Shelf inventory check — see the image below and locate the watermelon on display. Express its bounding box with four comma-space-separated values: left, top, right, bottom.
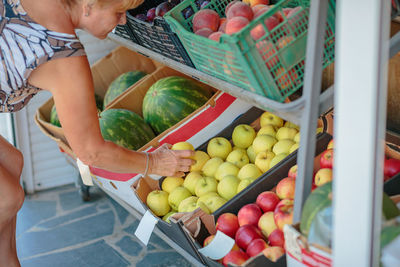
142, 76, 212, 134
99, 109, 155, 150
103, 71, 147, 108
50, 104, 61, 127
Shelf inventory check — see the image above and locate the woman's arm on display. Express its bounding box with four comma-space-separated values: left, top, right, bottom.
29, 55, 193, 177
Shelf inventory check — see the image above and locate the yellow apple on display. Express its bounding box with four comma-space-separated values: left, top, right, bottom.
237, 163, 262, 180
247, 145, 256, 163
197, 192, 220, 205
217, 175, 240, 200
233, 146, 245, 151
269, 153, 289, 169
171, 141, 194, 151
190, 151, 210, 172
226, 149, 249, 169
257, 125, 277, 138
275, 127, 298, 141
168, 186, 192, 211
258, 211, 278, 237
161, 176, 184, 194
207, 137, 232, 160
260, 111, 284, 128
284, 121, 300, 130
215, 162, 239, 181
162, 211, 177, 223
146, 190, 171, 217
202, 157, 224, 177
252, 135, 278, 155
327, 139, 334, 150
294, 132, 301, 143
232, 124, 256, 149
203, 196, 227, 213
195, 176, 218, 197
237, 178, 256, 193
272, 139, 295, 155
183, 171, 203, 194
314, 168, 333, 187
255, 151, 276, 172
289, 143, 299, 154
316, 127, 323, 134
178, 196, 199, 212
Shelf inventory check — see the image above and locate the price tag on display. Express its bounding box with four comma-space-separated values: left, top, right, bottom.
198, 230, 235, 260
76, 158, 94, 186
135, 210, 158, 245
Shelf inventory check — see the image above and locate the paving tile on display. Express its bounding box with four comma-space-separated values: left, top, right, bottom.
109, 198, 130, 225
123, 220, 140, 235
115, 236, 143, 256
136, 251, 194, 267
149, 233, 173, 250
17, 211, 115, 259
36, 206, 98, 229
59, 190, 88, 211
20, 240, 129, 267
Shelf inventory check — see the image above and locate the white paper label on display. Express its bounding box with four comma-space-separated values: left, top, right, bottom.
135, 210, 158, 245
198, 230, 235, 260
284, 224, 303, 262
76, 158, 94, 186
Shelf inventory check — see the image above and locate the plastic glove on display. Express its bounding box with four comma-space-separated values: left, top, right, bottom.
148, 143, 195, 177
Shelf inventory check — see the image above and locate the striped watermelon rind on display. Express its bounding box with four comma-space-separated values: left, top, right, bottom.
99, 109, 155, 150
50, 104, 61, 127
103, 71, 147, 109
142, 76, 212, 134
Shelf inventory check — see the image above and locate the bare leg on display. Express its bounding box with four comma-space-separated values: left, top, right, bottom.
0, 136, 24, 267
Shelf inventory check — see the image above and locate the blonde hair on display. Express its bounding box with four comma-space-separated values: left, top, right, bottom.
61, 0, 143, 11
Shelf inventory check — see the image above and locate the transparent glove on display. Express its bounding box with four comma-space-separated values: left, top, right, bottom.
148, 143, 195, 177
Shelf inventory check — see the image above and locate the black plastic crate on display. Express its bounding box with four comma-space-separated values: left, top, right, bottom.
125, 0, 194, 67
113, 24, 137, 42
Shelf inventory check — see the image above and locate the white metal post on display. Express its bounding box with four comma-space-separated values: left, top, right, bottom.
333, 0, 390, 266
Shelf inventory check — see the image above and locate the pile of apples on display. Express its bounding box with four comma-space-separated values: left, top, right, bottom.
202, 172, 298, 266
145, 111, 305, 223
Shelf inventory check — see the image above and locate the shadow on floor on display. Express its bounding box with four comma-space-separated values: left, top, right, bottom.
16, 184, 194, 267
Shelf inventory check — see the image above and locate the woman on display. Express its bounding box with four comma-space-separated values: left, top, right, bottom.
0, 0, 194, 265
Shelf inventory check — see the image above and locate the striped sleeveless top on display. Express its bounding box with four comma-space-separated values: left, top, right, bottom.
0, 0, 86, 113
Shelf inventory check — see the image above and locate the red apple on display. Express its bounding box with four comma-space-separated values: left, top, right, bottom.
203, 234, 215, 247
246, 238, 269, 257
384, 158, 400, 178
235, 225, 264, 250
320, 149, 333, 169
263, 246, 285, 262
274, 199, 294, 230
146, 7, 156, 22
276, 177, 296, 199
288, 165, 297, 179
222, 250, 249, 267
155, 2, 172, 17
216, 213, 240, 238
238, 203, 263, 227
256, 191, 280, 213
314, 168, 333, 187
268, 229, 285, 247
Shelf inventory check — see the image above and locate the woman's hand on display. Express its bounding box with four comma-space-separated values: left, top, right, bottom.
148, 144, 195, 177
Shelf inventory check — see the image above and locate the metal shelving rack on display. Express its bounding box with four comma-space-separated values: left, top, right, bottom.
102, 0, 400, 265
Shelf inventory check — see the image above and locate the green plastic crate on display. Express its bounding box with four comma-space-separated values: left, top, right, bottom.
165, 0, 335, 102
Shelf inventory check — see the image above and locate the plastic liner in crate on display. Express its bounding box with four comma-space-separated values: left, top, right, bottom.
125, 0, 194, 67
113, 24, 137, 42
172, 133, 332, 267
165, 0, 335, 102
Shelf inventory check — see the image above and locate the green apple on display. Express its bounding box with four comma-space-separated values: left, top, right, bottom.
207, 137, 232, 160
195, 176, 218, 197
203, 196, 227, 213
275, 127, 298, 141
202, 157, 224, 177
162, 211, 177, 223
183, 171, 203, 194
316, 127, 323, 134
197, 192, 220, 206
252, 135, 278, 155
273, 139, 295, 155
146, 190, 171, 217
190, 151, 210, 172
232, 124, 256, 149
233, 146, 245, 151
215, 162, 239, 181
168, 186, 192, 211
284, 121, 300, 130
289, 143, 299, 154
269, 153, 289, 169
226, 149, 249, 168
171, 141, 194, 151
161, 176, 184, 194
237, 178, 255, 193
294, 132, 301, 143
217, 175, 240, 200
247, 145, 256, 163
237, 163, 262, 180
257, 125, 277, 138
260, 111, 284, 128
178, 196, 199, 212
255, 151, 276, 172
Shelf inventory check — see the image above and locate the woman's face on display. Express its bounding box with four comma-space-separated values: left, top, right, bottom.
82, 1, 127, 39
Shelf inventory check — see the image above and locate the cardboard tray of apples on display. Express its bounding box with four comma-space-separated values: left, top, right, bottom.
124, 0, 195, 67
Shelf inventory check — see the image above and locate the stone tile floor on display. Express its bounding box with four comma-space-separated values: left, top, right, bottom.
16, 184, 195, 267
